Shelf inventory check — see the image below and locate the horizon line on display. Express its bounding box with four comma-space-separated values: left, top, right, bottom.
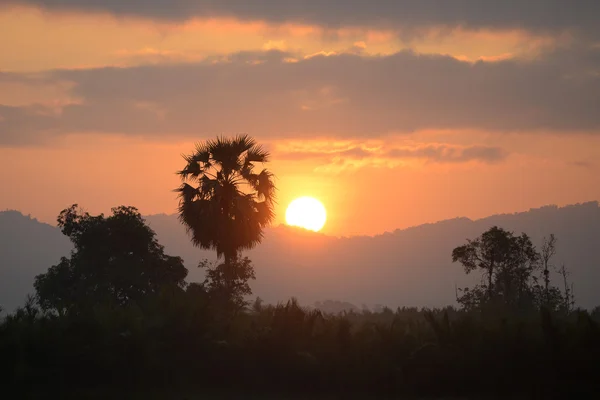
3, 199, 599, 240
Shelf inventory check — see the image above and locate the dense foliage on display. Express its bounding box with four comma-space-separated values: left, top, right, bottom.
2, 295, 600, 397
33, 205, 188, 315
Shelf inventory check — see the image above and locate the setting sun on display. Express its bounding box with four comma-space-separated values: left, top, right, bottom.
285, 196, 327, 232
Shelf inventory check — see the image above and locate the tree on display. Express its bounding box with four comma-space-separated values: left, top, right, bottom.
176, 135, 275, 303
452, 226, 540, 310
540, 234, 557, 304
34, 205, 188, 314
535, 234, 571, 311
557, 263, 575, 312
199, 257, 256, 312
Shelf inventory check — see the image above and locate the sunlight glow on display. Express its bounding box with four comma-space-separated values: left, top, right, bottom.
285, 196, 327, 232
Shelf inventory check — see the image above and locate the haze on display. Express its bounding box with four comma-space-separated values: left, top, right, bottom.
2, 201, 599, 313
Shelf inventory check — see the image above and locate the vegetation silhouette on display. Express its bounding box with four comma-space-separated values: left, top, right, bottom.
176, 135, 275, 313
0, 136, 599, 398
452, 226, 569, 312
34, 204, 188, 315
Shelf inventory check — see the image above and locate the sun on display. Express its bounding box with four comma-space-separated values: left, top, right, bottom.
285, 196, 327, 232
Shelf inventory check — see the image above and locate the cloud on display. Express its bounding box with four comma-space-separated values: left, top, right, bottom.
0, 105, 59, 145
386, 144, 507, 163
1, 45, 599, 146
277, 142, 507, 168
2, 1, 599, 40
113, 48, 203, 65
569, 160, 594, 169
276, 146, 372, 162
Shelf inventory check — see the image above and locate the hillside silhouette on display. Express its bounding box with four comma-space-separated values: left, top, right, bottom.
1, 201, 599, 312
0, 211, 71, 312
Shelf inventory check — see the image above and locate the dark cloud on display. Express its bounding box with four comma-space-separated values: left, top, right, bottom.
0, 105, 59, 146
1, 46, 599, 145
2, 0, 599, 39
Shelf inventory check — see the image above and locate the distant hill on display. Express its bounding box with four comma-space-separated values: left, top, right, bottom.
1, 202, 599, 312
0, 211, 72, 312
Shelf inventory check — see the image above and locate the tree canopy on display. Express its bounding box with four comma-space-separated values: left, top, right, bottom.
34, 205, 188, 314
452, 226, 546, 310
176, 134, 276, 261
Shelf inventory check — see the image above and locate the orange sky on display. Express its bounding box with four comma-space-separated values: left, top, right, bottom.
1, 4, 599, 236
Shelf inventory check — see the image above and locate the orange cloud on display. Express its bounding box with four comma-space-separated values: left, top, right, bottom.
0, 5, 567, 72
273, 139, 509, 174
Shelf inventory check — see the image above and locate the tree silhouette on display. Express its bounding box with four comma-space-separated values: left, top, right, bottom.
557, 263, 575, 312
176, 135, 275, 302
199, 256, 256, 312
540, 234, 556, 300
34, 205, 187, 314
452, 226, 540, 309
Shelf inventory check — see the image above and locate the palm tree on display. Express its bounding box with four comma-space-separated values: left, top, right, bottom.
176, 134, 276, 267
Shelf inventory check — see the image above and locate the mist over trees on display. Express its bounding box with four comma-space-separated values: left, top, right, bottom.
0, 136, 599, 397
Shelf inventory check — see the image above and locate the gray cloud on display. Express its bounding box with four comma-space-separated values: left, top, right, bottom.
1, 46, 599, 145
387, 144, 507, 164
2, 0, 599, 39
277, 147, 372, 162
0, 105, 59, 146
0, 71, 53, 85
278, 144, 507, 165
569, 160, 594, 169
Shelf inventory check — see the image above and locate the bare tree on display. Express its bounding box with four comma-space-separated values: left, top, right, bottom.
540, 234, 557, 305
557, 264, 575, 313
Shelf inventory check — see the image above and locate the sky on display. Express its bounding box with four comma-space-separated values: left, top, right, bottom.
1, 1, 599, 236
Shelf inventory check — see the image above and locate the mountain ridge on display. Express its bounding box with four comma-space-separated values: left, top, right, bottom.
1, 200, 599, 312
5, 199, 598, 238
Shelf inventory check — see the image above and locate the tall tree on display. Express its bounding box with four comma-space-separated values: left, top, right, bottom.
176, 135, 275, 301
452, 226, 540, 309
540, 234, 557, 306
557, 263, 575, 312
34, 205, 188, 314
199, 257, 256, 311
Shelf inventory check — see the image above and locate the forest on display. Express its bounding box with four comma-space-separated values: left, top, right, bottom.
1, 136, 599, 398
